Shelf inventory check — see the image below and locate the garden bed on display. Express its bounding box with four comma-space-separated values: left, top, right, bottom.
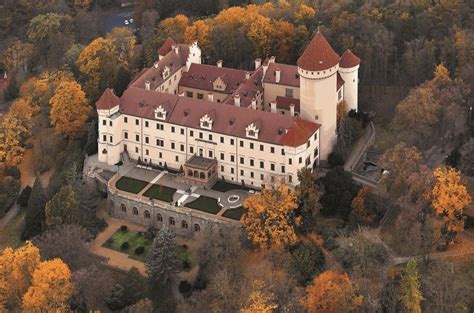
115, 177, 149, 194
186, 196, 221, 214
211, 180, 258, 193
143, 184, 177, 203
222, 206, 246, 221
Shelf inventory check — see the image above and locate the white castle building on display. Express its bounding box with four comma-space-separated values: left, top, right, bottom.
96, 32, 360, 188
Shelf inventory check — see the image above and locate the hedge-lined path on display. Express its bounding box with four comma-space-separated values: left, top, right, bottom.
89, 200, 147, 274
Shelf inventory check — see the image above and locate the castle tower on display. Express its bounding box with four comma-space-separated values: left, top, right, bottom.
338, 50, 361, 112
297, 32, 340, 161
96, 89, 122, 165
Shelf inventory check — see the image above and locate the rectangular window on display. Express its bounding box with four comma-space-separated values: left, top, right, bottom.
124, 132, 128, 139
199, 132, 203, 139
124, 117, 128, 123
240, 157, 244, 164
260, 174, 264, 180
190, 130, 194, 137
135, 147, 139, 153
197, 93, 204, 99
190, 146, 194, 153
250, 159, 254, 166
220, 137, 224, 143
136, 134, 140, 142
299, 157, 302, 164
102, 135, 106, 141
176, 155, 179, 162
260, 145, 264, 151
240, 141, 244, 147
231, 168, 234, 174
145, 137, 149, 144
209, 134, 213, 141
281, 149, 285, 155
250, 172, 254, 178
281, 165, 285, 173
260, 161, 264, 169
180, 128, 185, 135
171, 126, 175, 133
135, 119, 139, 125
109, 121, 112, 126
270, 147, 275, 153
145, 149, 149, 155
102, 120, 106, 126
186, 91, 193, 97
171, 142, 175, 149
271, 163, 275, 171
220, 153, 224, 160
314, 133, 317, 140
230, 155, 235, 162
208, 150, 213, 158
145, 121, 149, 127
285, 88, 293, 98
250, 142, 254, 149
230, 139, 234, 145
240, 169, 244, 176
221, 165, 224, 172
180, 144, 184, 152
289, 175, 292, 183
289, 158, 292, 165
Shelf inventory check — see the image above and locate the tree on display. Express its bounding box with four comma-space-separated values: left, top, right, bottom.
336, 100, 349, 127
17, 186, 32, 208
296, 168, 321, 231
431, 167, 471, 244
305, 270, 363, 313
45, 185, 81, 227
400, 259, 423, 313
146, 227, 178, 284
2, 77, 19, 101
289, 241, 325, 285
0, 242, 41, 310
320, 167, 360, 219
125, 298, 154, 313
157, 15, 189, 43
71, 265, 115, 312
240, 282, 278, 313
349, 187, 385, 228
0, 112, 30, 168
106, 27, 137, 66
1, 40, 33, 72
184, 20, 213, 55
22, 259, 73, 312
21, 177, 47, 240
83, 119, 98, 156
379, 142, 423, 198
113, 66, 132, 97
242, 183, 300, 249
76, 37, 119, 101
49, 80, 90, 138
34, 225, 91, 271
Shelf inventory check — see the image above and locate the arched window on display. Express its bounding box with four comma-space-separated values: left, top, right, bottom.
133, 207, 138, 215
120, 204, 126, 212
199, 172, 205, 179
194, 224, 200, 232
157, 214, 163, 222
193, 170, 199, 177
181, 221, 188, 229
169, 217, 175, 226
187, 169, 193, 176
144, 210, 150, 218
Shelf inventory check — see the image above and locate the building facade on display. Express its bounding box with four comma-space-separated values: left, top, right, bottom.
96, 32, 360, 187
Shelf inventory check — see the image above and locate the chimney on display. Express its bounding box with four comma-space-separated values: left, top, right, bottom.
217, 60, 223, 68
275, 68, 281, 83
145, 81, 150, 90
154, 62, 159, 68
251, 98, 257, 110
178, 92, 185, 97
290, 104, 295, 116
255, 58, 261, 69
246, 72, 250, 80
234, 94, 240, 107
269, 56, 276, 63
270, 101, 276, 113
208, 93, 214, 102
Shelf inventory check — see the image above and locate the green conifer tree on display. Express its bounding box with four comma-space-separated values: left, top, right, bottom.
21, 176, 47, 239
146, 227, 178, 284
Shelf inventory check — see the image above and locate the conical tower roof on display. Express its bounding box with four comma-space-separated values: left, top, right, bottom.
297, 32, 340, 71
340, 50, 361, 68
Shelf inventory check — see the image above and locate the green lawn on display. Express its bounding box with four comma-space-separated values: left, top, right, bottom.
211, 180, 257, 193
103, 228, 153, 262
222, 206, 247, 221
143, 184, 177, 203
115, 177, 149, 194
186, 196, 221, 214
103, 229, 192, 268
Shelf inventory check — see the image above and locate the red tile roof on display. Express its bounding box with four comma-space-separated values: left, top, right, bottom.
297, 32, 340, 71
337, 73, 345, 90
115, 88, 319, 147
131, 44, 189, 91
263, 63, 299, 87
281, 118, 320, 147
158, 38, 177, 56
339, 50, 361, 68
96, 88, 120, 110
276, 96, 300, 112
224, 67, 264, 107
179, 63, 248, 94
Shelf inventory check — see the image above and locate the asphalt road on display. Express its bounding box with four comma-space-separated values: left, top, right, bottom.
105, 10, 136, 33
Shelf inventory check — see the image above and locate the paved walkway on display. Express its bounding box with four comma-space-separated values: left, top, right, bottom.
89, 201, 147, 274
0, 203, 20, 230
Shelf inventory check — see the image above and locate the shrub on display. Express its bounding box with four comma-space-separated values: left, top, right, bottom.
328, 152, 344, 167
120, 242, 129, 251
4, 167, 21, 179
179, 280, 192, 297
120, 225, 128, 231
135, 246, 145, 255
446, 148, 461, 168
290, 242, 326, 285
17, 186, 32, 208
145, 226, 158, 239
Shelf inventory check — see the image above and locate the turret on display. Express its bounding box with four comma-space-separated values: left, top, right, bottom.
96, 89, 122, 165
338, 50, 360, 112
297, 32, 340, 161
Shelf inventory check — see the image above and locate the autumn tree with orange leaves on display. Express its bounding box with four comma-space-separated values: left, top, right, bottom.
431, 166, 471, 244
49, 80, 90, 138
242, 183, 300, 249
240, 281, 278, 313
305, 270, 363, 313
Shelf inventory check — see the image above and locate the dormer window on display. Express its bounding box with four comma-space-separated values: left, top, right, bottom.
162, 66, 170, 79
246, 123, 259, 139
200, 113, 213, 130
154, 105, 167, 120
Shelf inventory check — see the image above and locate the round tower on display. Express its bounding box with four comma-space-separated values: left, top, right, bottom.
338, 50, 361, 113
96, 89, 122, 165
297, 32, 340, 161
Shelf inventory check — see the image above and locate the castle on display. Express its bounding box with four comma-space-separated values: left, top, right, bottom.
96, 32, 360, 188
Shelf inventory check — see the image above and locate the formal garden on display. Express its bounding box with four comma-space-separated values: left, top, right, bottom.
186, 196, 221, 215
143, 184, 177, 203
103, 226, 192, 270
211, 180, 258, 193
222, 206, 246, 221
115, 177, 149, 194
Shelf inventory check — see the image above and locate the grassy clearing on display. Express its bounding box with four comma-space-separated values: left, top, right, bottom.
143, 184, 176, 203
186, 196, 221, 214
222, 206, 246, 221
0, 212, 24, 250
115, 177, 149, 194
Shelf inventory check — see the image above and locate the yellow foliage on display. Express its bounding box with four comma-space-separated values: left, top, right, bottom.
433, 63, 451, 83
0, 40, 33, 71
22, 259, 73, 312
242, 183, 300, 249
0, 111, 30, 168
431, 167, 471, 238
20, 71, 74, 108
0, 242, 41, 309
240, 281, 278, 313
159, 14, 189, 42
305, 270, 363, 313
106, 27, 136, 66
294, 4, 316, 24
184, 20, 212, 54
10, 97, 39, 128
337, 100, 348, 127
49, 80, 90, 138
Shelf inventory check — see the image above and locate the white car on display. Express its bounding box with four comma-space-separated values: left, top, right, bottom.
124, 20, 129, 25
